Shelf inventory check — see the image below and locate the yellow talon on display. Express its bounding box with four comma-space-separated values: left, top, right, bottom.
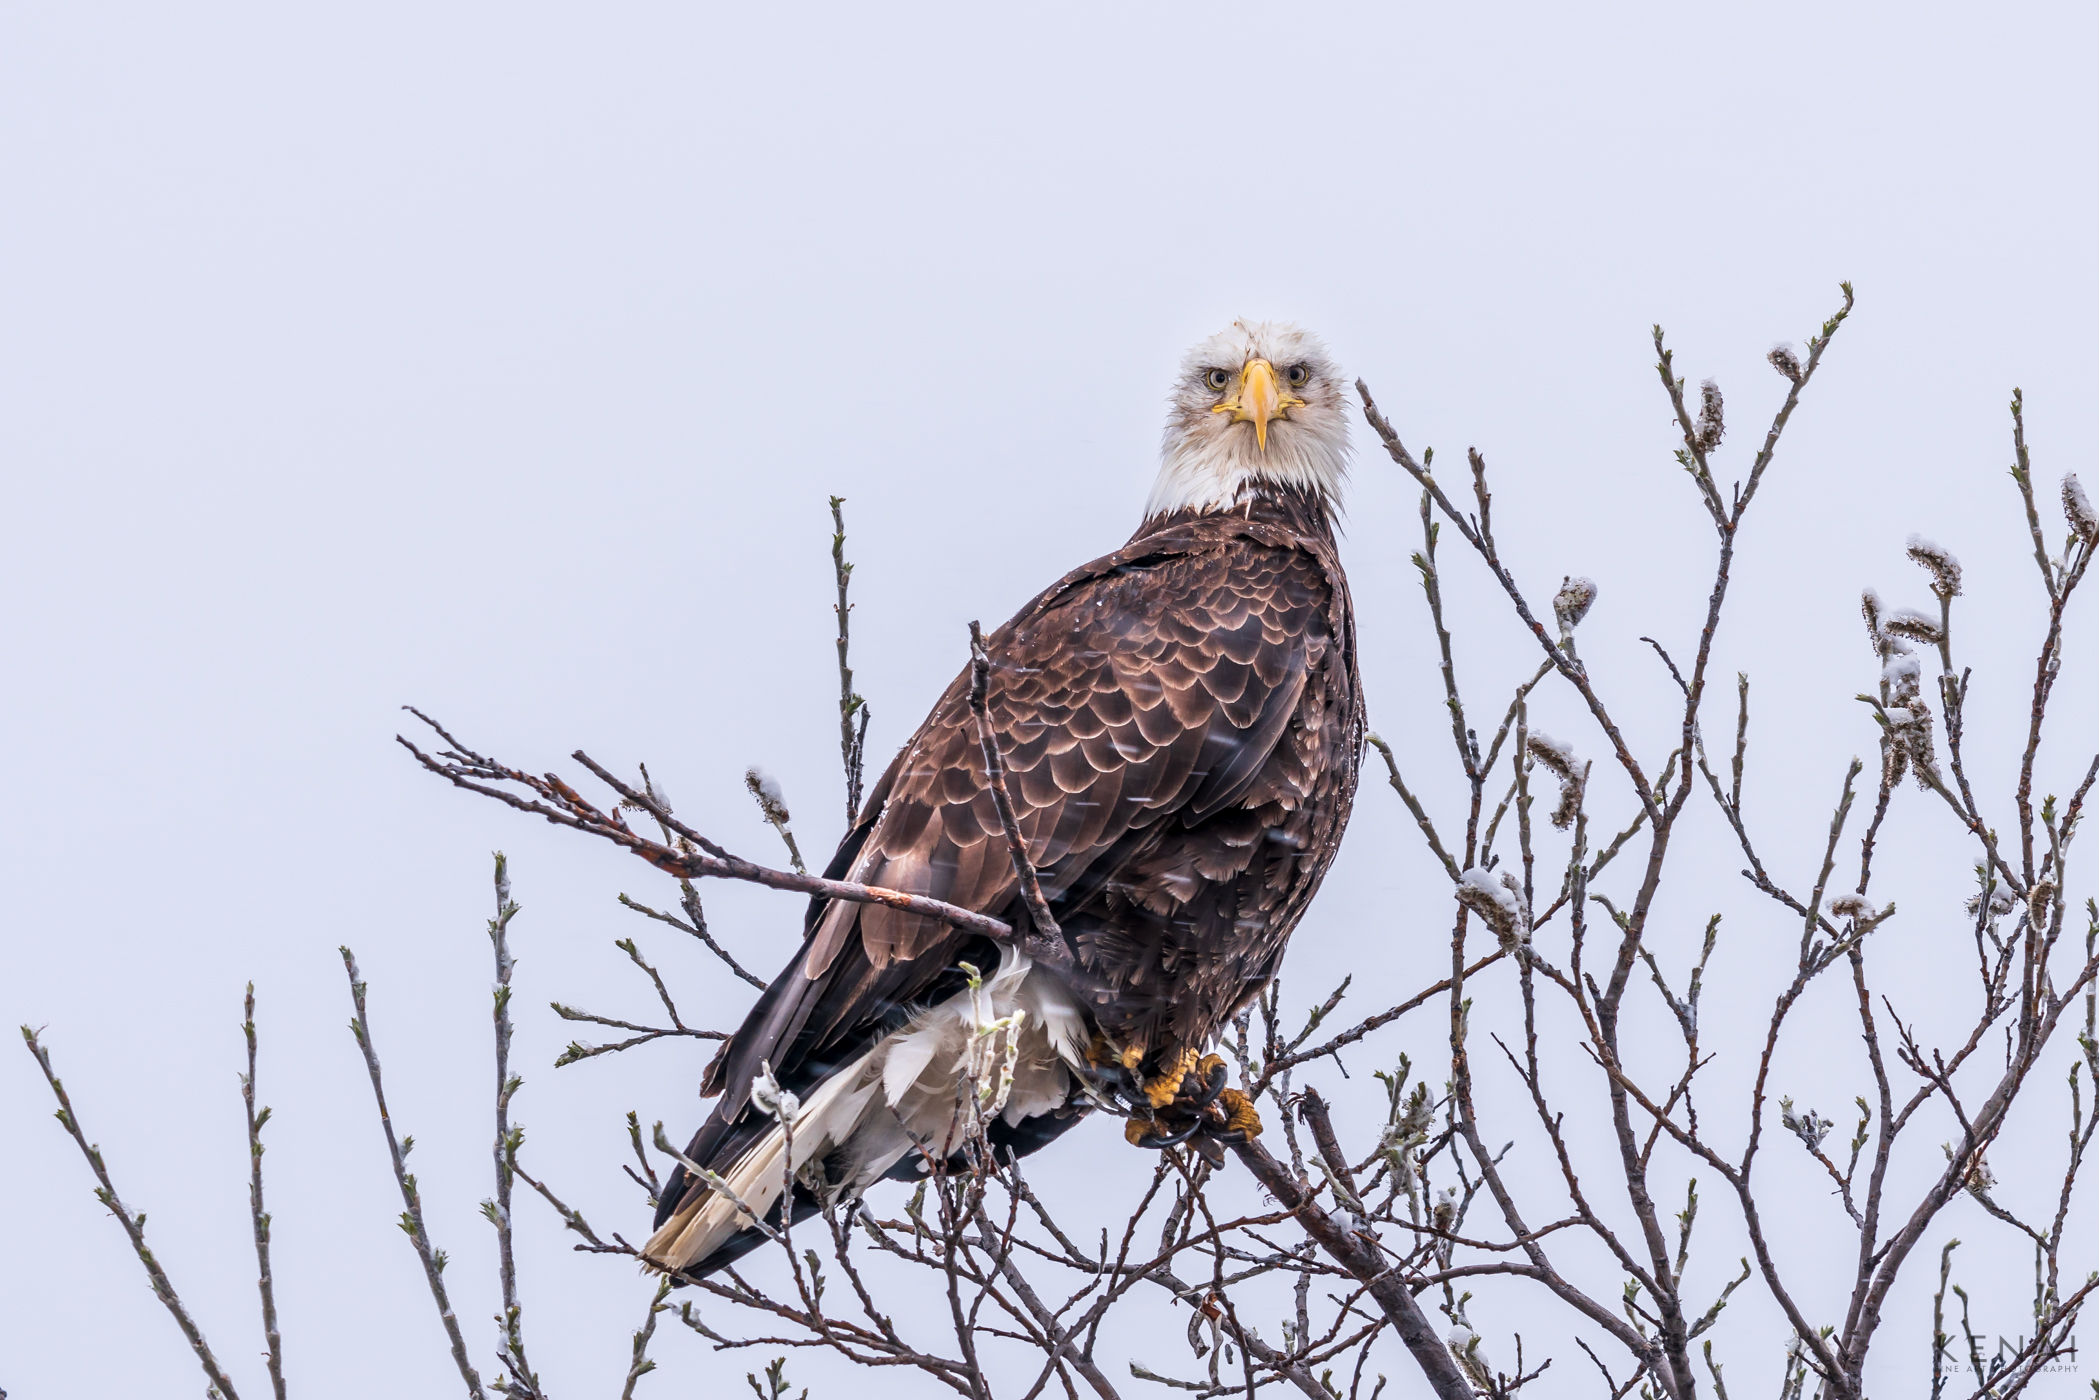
1219, 1088, 1262, 1138
1120, 1042, 1146, 1071
1142, 1046, 1203, 1108
1125, 1116, 1156, 1146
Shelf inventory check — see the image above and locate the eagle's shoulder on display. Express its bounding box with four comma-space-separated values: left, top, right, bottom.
1010, 499, 1348, 640
810, 506, 1348, 975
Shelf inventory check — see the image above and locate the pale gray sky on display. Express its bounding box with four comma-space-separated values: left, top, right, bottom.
5, 4, 2098, 1396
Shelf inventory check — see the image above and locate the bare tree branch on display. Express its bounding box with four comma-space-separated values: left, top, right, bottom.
341, 947, 488, 1399
21, 1026, 243, 1400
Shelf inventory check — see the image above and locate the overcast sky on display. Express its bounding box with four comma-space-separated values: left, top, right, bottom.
5, 5, 2098, 1397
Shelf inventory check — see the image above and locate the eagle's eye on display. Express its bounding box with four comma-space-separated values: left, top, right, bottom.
1205, 368, 1231, 392
1286, 363, 1310, 386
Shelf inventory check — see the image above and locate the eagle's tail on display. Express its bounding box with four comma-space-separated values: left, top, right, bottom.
642, 1051, 880, 1276
642, 946, 1092, 1279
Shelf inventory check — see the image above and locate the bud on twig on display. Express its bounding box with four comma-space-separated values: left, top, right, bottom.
1780, 1096, 1833, 1151
1883, 607, 1944, 646
1882, 653, 1923, 706
750, 1061, 800, 1124
1883, 697, 1941, 790
1943, 1141, 1995, 1198
1525, 731, 1589, 830
1860, 589, 1894, 661
1695, 379, 1725, 454
1767, 344, 1804, 384
1965, 889, 2016, 922
745, 766, 806, 874
1455, 867, 1529, 950
745, 768, 791, 828
2065, 472, 2099, 542
1905, 534, 1963, 600
1827, 893, 1895, 935
1553, 575, 1598, 633
2028, 880, 2057, 933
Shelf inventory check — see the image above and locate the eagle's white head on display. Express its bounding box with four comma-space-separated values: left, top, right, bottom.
1145, 320, 1352, 520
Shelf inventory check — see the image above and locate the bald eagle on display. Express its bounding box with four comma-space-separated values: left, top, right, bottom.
645, 322, 1363, 1278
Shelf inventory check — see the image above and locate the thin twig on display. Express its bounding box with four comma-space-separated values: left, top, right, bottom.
1229, 1134, 1471, 1400
242, 984, 287, 1400
622, 1277, 674, 1399
618, 892, 766, 991
21, 1027, 243, 1400
340, 947, 487, 1399
483, 853, 542, 1398
832, 497, 871, 828
398, 712, 1020, 945
969, 619, 1063, 944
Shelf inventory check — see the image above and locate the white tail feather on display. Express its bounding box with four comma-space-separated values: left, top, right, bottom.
642, 1053, 878, 1271
642, 947, 1090, 1274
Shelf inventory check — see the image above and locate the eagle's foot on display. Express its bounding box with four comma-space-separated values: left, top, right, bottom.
1124, 1057, 1248, 1155
1124, 1113, 1204, 1149
1217, 1087, 1262, 1138
1182, 1054, 1230, 1109
1141, 1046, 1204, 1108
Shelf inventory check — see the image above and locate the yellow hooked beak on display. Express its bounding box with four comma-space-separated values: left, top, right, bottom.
1210, 358, 1304, 451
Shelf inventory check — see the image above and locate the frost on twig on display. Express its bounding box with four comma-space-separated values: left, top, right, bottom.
1455, 867, 1529, 950
1907, 534, 1963, 600
1694, 379, 1725, 455
1553, 575, 1598, 633
1827, 893, 1896, 936
1883, 607, 1944, 646
750, 1060, 801, 1125
1525, 731, 1588, 831
1552, 575, 1599, 672
1861, 588, 1898, 662
1862, 611, 1944, 791
744, 766, 806, 874
2065, 473, 2099, 543
1965, 889, 2017, 922
1768, 343, 1804, 384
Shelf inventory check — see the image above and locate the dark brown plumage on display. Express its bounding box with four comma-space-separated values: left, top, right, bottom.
647, 322, 1361, 1279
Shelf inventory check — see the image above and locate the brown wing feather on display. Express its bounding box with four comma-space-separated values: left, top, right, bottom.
809, 547, 1308, 976
695, 498, 1355, 1130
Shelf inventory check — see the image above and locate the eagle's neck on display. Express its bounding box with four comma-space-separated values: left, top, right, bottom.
1144, 422, 1349, 522
1135, 484, 1337, 543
